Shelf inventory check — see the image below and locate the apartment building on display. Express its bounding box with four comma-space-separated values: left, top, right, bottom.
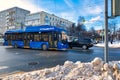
25, 11, 74, 30
0, 7, 74, 33
0, 7, 30, 33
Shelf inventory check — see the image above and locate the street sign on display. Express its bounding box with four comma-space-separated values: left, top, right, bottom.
112, 0, 120, 17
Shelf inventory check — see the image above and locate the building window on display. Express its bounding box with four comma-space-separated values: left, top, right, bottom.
49, 22, 51, 26
44, 15, 50, 25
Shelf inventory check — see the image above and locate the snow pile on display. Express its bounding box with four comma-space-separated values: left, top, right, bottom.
3, 57, 120, 80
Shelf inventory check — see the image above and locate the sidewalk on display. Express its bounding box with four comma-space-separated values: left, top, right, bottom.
94, 41, 120, 48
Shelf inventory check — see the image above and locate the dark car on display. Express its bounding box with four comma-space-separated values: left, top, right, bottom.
68, 38, 93, 49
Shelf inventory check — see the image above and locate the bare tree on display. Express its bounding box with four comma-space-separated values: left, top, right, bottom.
77, 16, 86, 31
108, 21, 118, 41
88, 27, 100, 40
67, 23, 76, 36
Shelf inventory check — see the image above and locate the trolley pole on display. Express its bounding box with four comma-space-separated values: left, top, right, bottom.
104, 0, 108, 63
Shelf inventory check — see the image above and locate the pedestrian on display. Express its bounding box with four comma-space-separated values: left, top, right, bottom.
110, 39, 113, 44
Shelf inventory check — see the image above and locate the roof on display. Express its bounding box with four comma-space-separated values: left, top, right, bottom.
5, 25, 66, 34
5, 30, 24, 34
25, 25, 66, 32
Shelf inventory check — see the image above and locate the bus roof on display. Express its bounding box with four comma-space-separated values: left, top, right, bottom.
5, 25, 66, 34
5, 30, 24, 34
25, 25, 66, 32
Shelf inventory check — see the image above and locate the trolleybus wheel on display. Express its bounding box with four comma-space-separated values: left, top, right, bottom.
42, 44, 47, 50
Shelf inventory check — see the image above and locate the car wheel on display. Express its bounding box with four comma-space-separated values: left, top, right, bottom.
69, 46, 72, 49
82, 45, 87, 50
42, 44, 47, 50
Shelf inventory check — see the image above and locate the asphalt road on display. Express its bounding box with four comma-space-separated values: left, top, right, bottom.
0, 45, 120, 75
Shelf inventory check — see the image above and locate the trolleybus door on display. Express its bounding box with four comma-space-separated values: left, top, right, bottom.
48, 32, 57, 48
23, 33, 30, 48
8, 33, 12, 45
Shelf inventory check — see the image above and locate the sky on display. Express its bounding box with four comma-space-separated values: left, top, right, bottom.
0, 0, 120, 30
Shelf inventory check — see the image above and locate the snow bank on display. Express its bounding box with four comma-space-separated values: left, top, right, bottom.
95, 42, 120, 48
3, 57, 120, 80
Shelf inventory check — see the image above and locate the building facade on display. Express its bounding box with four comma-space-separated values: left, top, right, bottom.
0, 7, 74, 34
0, 7, 30, 33
25, 11, 74, 30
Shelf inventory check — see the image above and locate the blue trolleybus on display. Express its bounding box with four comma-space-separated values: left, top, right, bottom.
4, 25, 68, 50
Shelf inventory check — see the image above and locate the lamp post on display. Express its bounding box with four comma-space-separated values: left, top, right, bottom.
102, 29, 104, 43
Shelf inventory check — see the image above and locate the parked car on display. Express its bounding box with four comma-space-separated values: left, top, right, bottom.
68, 38, 93, 49
91, 40, 99, 44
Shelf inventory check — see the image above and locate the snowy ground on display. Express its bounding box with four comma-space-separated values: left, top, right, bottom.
94, 41, 120, 48
2, 57, 120, 80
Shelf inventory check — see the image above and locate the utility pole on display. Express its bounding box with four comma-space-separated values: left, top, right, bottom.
104, 0, 108, 63
102, 26, 104, 43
